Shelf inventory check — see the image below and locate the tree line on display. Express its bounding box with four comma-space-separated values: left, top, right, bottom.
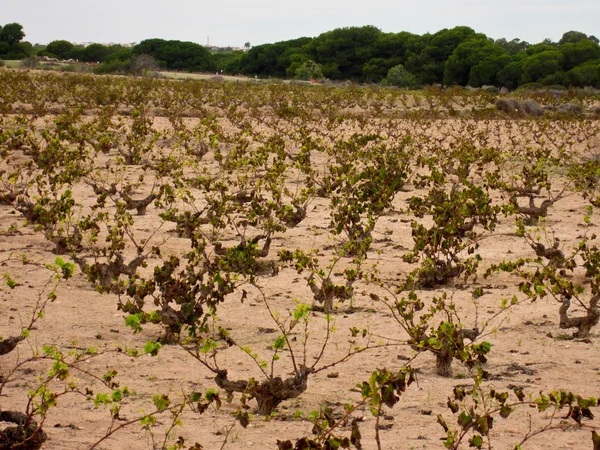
227, 26, 600, 89
2, 22, 600, 89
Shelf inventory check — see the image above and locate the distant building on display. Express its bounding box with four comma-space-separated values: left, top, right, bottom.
205, 45, 243, 52
77, 42, 137, 48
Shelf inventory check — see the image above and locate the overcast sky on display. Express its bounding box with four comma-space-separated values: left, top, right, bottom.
3, 0, 599, 47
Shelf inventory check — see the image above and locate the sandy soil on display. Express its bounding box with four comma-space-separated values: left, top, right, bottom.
1, 88, 600, 450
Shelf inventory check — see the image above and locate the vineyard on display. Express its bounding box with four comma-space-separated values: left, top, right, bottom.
1, 70, 600, 450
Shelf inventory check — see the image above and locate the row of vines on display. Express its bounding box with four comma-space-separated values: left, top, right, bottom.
1, 70, 600, 449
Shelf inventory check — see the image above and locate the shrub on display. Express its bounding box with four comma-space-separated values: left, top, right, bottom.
59, 63, 93, 74
495, 98, 523, 114
558, 103, 584, 114
129, 54, 159, 77
295, 60, 323, 81
382, 64, 418, 88
522, 99, 544, 116
93, 59, 130, 74
516, 82, 544, 91
19, 57, 39, 69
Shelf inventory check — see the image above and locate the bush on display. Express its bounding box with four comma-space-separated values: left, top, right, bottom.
0, 59, 5, 67
557, 103, 584, 114
19, 57, 39, 69
495, 98, 523, 114
522, 99, 544, 116
295, 60, 324, 81
94, 59, 130, 75
516, 82, 544, 92
129, 54, 159, 77
57, 63, 93, 74
382, 64, 418, 88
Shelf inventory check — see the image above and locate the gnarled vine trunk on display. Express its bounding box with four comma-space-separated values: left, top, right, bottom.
559, 295, 600, 338
435, 348, 454, 377
0, 411, 47, 450
215, 367, 311, 415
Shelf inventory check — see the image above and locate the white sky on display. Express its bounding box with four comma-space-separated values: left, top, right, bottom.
3, 0, 599, 47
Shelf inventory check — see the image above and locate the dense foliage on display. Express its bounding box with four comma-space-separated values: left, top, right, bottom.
0, 23, 29, 59
3, 22, 600, 88
231, 26, 600, 87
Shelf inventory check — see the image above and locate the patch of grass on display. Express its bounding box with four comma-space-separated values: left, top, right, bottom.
4, 60, 20, 68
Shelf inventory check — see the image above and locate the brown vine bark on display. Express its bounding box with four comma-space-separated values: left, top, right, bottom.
0, 412, 47, 450
513, 197, 554, 225
559, 295, 600, 338
434, 328, 480, 377
0, 336, 24, 356
214, 367, 311, 415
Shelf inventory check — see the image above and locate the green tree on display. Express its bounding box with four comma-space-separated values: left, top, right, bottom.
104, 46, 134, 63
559, 30, 590, 45
560, 39, 600, 71
419, 26, 478, 85
276, 39, 312, 76
237, 43, 281, 76
295, 59, 323, 80
0, 23, 28, 59
45, 40, 76, 59
526, 42, 557, 55
213, 50, 244, 74
382, 63, 418, 87
232, 37, 310, 77
284, 52, 309, 78
302, 25, 382, 80
496, 55, 526, 89
133, 39, 215, 72
567, 60, 600, 87
80, 43, 110, 62
0, 23, 25, 46
468, 53, 513, 86
444, 37, 504, 86
468, 59, 498, 86
362, 57, 401, 83
19, 41, 33, 55
374, 31, 418, 62
521, 50, 564, 83
494, 38, 529, 55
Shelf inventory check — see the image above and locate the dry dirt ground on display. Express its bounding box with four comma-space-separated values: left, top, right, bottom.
2, 109, 600, 450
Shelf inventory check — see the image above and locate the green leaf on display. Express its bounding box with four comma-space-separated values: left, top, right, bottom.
152, 394, 170, 411
125, 314, 143, 333
272, 335, 286, 350
111, 390, 123, 402
500, 405, 513, 418
200, 339, 218, 353
469, 434, 483, 448
140, 415, 156, 427
143, 341, 162, 356
458, 412, 473, 428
